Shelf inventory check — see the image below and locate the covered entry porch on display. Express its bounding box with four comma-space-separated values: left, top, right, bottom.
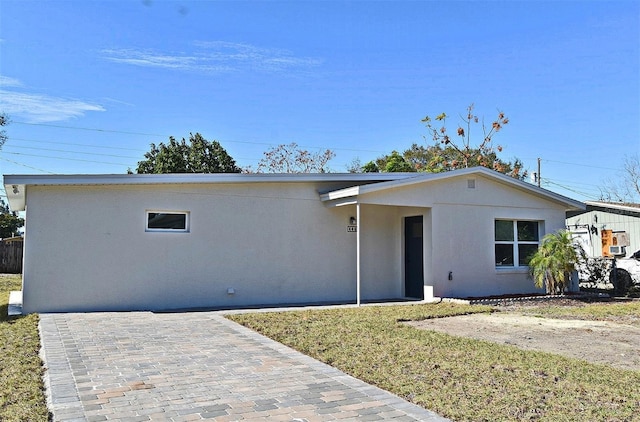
322, 189, 434, 305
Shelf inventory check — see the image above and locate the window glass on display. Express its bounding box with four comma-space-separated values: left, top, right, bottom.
518, 244, 538, 266
517, 221, 539, 241
495, 244, 514, 266
147, 212, 188, 231
495, 220, 540, 268
495, 220, 514, 241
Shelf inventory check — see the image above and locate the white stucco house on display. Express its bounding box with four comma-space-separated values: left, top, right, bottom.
4, 167, 584, 313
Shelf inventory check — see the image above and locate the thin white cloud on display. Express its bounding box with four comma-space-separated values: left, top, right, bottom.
0, 88, 105, 123
0, 76, 23, 88
101, 41, 322, 74
100, 48, 228, 72
196, 41, 322, 72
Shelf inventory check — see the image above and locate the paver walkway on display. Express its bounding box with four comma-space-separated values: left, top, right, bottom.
39, 311, 449, 421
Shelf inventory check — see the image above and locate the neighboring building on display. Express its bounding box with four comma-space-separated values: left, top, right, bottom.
4, 167, 584, 313
567, 201, 640, 258
0, 236, 23, 273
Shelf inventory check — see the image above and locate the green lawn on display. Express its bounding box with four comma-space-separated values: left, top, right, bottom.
228, 302, 640, 422
0, 274, 50, 422
3, 276, 639, 422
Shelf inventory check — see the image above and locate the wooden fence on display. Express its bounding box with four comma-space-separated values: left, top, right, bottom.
0, 241, 23, 273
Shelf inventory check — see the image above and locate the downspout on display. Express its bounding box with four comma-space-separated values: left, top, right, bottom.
356, 202, 361, 306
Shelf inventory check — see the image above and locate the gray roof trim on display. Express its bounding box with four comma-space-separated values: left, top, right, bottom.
321, 167, 585, 211
584, 201, 640, 213
3, 172, 412, 186
2, 172, 414, 211
566, 201, 640, 219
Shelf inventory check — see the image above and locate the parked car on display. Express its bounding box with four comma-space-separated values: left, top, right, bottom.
609, 250, 640, 296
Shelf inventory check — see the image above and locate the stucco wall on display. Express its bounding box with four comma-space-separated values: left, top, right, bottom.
359, 174, 569, 298
356, 205, 428, 300
20, 173, 574, 312
22, 182, 363, 312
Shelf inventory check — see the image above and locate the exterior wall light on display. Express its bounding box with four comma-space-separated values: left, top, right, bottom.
350, 216, 357, 225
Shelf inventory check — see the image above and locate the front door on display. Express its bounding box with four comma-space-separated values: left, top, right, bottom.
404, 216, 424, 299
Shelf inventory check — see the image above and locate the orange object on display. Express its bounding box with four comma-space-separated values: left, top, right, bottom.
601, 229, 612, 257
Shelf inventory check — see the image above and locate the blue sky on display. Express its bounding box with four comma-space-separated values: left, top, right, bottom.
0, 0, 638, 202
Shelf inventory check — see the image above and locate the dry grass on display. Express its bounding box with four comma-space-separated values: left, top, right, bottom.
228, 302, 640, 422
510, 299, 640, 326
0, 274, 50, 422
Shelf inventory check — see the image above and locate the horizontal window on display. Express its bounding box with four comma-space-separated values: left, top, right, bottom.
146, 211, 189, 232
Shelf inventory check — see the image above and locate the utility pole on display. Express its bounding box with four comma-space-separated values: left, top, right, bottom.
537, 158, 541, 187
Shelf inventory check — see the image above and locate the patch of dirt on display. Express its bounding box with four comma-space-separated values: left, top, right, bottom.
407, 298, 640, 371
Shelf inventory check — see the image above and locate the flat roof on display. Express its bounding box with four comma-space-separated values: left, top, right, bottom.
3, 168, 585, 212
3, 172, 414, 211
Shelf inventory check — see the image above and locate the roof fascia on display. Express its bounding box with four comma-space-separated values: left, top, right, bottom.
584, 201, 640, 213
2, 172, 413, 212
321, 167, 585, 211
319, 186, 361, 202
2, 172, 411, 187
583, 201, 640, 217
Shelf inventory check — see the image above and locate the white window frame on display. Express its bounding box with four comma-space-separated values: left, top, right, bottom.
145, 210, 190, 233
495, 220, 540, 268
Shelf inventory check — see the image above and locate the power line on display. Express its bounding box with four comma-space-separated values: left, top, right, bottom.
543, 179, 601, 200
0, 157, 56, 174
540, 158, 618, 172
0, 151, 131, 166
13, 121, 166, 137
6, 137, 265, 162
8, 137, 146, 152
11, 121, 389, 154
11, 121, 630, 167
3, 144, 262, 164
3, 145, 140, 160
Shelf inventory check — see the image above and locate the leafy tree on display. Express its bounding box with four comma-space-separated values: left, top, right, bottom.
363, 143, 526, 179
356, 105, 526, 179
133, 133, 241, 174
528, 230, 580, 294
255, 142, 335, 173
0, 199, 24, 238
0, 114, 22, 238
361, 160, 380, 173
381, 151, 415, 172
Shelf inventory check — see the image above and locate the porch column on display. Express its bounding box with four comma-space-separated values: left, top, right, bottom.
356, 202, 361, 306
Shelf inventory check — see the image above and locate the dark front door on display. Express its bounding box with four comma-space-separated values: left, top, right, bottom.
404, 216, 424, 299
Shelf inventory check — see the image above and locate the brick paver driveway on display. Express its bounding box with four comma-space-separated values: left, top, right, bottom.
39, 311, 448, 421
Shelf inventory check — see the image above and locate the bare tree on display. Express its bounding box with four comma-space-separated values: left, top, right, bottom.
420, 104, 524, 178
0, 113, 9, 149
601, 154, 640, 202
255, 142, 335, 173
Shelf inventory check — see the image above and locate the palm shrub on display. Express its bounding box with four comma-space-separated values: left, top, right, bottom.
528, 230, 580, 294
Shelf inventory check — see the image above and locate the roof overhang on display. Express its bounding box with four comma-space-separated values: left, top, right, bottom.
321, 167, 585, 211
2, 172, 414, 212
576, 201, 640, 218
